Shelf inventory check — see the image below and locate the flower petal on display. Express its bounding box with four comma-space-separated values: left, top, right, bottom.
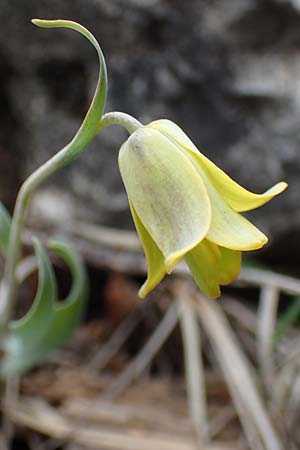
185, 240, 241, 297
184, 239, 221, 298
149, 120, 269, 250
157, 139, 269, 250
183, 152, 268, 250
118, 127, 211, 272
218, 246, 241, 285
204, 173, 268, 250
129, 199, 165, 298
149, 119, 198, 151
150, 119, 287, 212
187, 153, 287, 213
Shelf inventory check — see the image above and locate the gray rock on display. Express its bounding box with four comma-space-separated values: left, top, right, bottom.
0, 0, 298, 262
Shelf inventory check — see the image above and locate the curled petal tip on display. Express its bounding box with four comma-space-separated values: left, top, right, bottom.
138, 287, 147, 299
257, 234, 269, 249
138, 279, 159, 299
255, 233, 269, 249
241, 234, 268, 251
272, 181, 288, 194
138, 274, 162, 298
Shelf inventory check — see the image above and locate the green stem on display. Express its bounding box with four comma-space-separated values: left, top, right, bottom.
0, 19, 142, 335
98, 112, 142, 134
32, 19, 108, 135
0, 111, 141, 335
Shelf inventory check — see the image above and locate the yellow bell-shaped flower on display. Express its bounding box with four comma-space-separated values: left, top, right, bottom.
118, 119, 287, 299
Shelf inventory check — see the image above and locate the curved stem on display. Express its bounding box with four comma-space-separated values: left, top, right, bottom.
0, 18, 110, 335
0, 21, 143, 336
0, 140, 85, 332
98, 112, 142, 135
0, 114, 141, 335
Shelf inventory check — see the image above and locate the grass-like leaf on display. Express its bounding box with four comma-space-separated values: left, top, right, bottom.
0, 202, 11, 257
274, 296, 300, 344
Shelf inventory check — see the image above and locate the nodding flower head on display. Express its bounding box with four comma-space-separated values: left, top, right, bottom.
118, 119, 287, 298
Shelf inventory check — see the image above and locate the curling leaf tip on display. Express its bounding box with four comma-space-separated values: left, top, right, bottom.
31, 19, 76, 28
31, 17, 107, 143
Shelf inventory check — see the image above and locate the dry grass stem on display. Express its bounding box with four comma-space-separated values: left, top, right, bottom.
1, 377, 20, 450
195, 294, 283, 450
88, 309, 142, 371
272, 362, 297, 414
225, 378, 264, 450
176, 281, 209, 444
238, 268, 300, 296
63, 398, 192, 434
257, 286, 279, 392
104, 301, 179, 399
286, 366, 300, 414
7, 399, 236, 450
222, 297, 257, 334
68, 222, 142, 253
208, 406, 237, 439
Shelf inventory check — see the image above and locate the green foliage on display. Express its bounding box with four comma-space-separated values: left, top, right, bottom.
32, 19, 107, 152
0, 202, 11, 257
274, 297, 300, 344
1, 238, 88, 376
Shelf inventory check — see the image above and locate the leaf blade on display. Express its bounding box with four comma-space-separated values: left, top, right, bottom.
0, 202, 11, 256
1, 239, 88, 376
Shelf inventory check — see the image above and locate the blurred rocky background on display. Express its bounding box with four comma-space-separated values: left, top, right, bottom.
0, 0, 299, 268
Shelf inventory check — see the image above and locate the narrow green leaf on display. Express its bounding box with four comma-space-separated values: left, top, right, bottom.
39, 238, 88, 352
274, 297, 300, 344
1, 238, 56, 374
1, 239, 88, 376
0, 202, 11, 256
10, 238, 56, 346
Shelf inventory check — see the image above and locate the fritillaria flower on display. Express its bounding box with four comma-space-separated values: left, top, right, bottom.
118, 119, 287, 298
